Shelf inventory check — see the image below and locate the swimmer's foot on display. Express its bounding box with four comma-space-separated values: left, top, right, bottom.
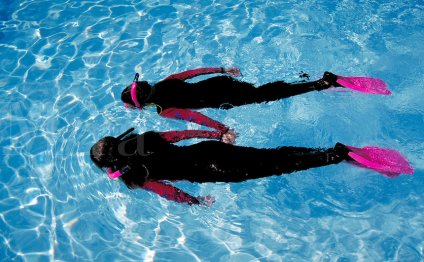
314, 71, 342, 91
334, 142, 352, 160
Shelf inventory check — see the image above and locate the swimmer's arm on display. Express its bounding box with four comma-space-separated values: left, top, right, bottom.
142, 180, 201, 205
164, 67, 240, 81
158, 130, 222, 143
160, 108, 229, 133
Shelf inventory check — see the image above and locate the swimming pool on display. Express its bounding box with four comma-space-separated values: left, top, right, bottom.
1, 0, 423, 260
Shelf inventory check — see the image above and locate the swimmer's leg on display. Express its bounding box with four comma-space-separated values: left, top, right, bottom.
213, 72, 339, 106
243, 72, 340, 104
253, 143, 349, 177
191, 73, 338, 108
203, 143, 351, 182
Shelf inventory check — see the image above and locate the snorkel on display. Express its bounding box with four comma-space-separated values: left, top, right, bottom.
107, 127, 135, 179
124, 73, 141, 109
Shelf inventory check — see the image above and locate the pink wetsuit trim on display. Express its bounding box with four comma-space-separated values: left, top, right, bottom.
159, 130, 222, 143
164, 67, 222, 81
142, 181, 199, 205
160, 108, 229, 133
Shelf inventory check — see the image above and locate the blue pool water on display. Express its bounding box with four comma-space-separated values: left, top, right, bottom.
1, 0, 423, 261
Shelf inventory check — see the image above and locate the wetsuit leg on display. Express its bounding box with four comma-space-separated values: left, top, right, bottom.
193, 76, 319, 109
226, 145, 347, 182
244, 81, 318, 104
170, 142, 348, 183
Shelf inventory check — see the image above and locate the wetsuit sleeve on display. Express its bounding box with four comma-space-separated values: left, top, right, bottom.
142, 180, 200, 205
164, 67, 224, 81
159, 130, 222, 143
160, 108, 229, 133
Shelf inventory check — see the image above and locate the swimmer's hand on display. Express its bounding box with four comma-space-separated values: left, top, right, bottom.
224, 67, 241, 77
221, 129, 237, 144
197, 195, 216, 206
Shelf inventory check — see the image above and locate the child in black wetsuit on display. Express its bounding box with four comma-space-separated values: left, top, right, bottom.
120, 67, 340, 135
90, 128, 366, 206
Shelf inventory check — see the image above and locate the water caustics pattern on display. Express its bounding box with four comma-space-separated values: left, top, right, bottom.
0, 0, 423, 261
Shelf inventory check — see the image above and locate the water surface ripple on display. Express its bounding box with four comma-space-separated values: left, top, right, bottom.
0, 0, 423, 261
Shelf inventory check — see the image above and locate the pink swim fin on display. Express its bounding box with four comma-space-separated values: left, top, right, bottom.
335, 75, 391, 95
345, 145, 414, 177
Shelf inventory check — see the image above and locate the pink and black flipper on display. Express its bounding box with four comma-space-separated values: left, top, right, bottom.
320, 72, 391, 95
336, 75, 391, 95
345, 145, 414, 177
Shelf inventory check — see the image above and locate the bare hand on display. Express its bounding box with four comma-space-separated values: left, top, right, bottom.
197, 195, 216, 206
222, 129, 237, 144
224, 67, 241, 77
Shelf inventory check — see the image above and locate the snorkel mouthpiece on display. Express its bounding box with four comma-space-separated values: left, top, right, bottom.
108, 166, 131, 179
108, 168, 122, 179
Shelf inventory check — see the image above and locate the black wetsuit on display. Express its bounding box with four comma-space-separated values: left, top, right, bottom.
121, 131, 346, 184
146, 76, 319, 111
